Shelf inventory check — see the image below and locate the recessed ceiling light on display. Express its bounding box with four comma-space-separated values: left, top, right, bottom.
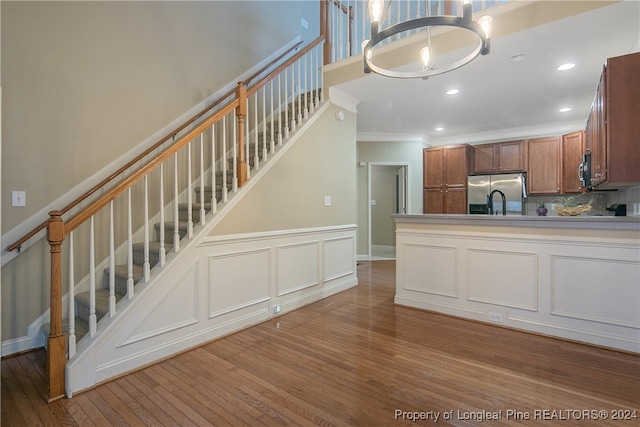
446, 89, 460, 95
435, 127, 444, 131
509, 53, 527, 62
557, 63, 575, 71
558, 107, 572, 113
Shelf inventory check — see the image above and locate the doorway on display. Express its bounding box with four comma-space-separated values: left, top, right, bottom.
367, 163, 410, 260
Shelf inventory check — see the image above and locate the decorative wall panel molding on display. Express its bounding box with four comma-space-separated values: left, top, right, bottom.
402, 243, 458, 298
467, 249, 538, 311
276, 241, 320, 296
121, 263, 200, 346
209, 249, 271, 318
323, 235, 356, 281
551, 255, 640, 327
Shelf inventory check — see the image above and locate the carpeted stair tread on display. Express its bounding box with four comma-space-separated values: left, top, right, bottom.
76, 288, 123, 322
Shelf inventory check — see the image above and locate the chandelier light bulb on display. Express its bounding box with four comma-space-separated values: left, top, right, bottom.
368, 0, 384, 24
478, 15, 493, 38
419, 46, 431, 70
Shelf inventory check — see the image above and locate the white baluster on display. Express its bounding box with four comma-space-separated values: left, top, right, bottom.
297, 59, 303, 124
109, 201, 116, 315
316, 45, 321, 105
277, 73, 283, 146
211, 123, 218, 213
253, 94, 260, 169
199, 134, 206, 225
187, 140, 193, 238
173, 152, 181, 252
127, 188, 134, 298
245, 97, 251, 179
89, 216, 97, 336
222, 115, 229, 202
143, 175, 150, 282
232, 112, 238, 192
304, 51, 309, 119
284, 67, 290, 139
291, 64, 297, 132
321, 48, 325, 102
159, 163, 166, 266
68, 232, 76, 358
310, 51, 316, 113
261, 86, 268, 161
269, 81, 275, 154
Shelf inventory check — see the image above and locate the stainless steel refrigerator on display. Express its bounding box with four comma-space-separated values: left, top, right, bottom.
467, 173, 527, 216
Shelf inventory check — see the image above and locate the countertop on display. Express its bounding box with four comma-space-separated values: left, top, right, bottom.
393, 214, 640, 231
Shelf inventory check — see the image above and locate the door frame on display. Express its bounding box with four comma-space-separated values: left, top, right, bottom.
367, 162, 411, 260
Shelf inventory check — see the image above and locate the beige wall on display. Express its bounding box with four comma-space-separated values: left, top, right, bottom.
1, 0, 318, 233
211, 105, 357, 235
1, 1, 320, 343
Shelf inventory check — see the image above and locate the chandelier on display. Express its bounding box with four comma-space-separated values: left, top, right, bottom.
363, 0, 493, 79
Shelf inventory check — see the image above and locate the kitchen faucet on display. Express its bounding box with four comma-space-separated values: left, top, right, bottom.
488, 189, 507, 215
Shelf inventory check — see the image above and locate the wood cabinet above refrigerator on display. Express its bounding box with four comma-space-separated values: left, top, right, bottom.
472, 140, 527, 174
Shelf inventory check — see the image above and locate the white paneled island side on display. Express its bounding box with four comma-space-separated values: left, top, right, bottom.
393, 215, 640, 353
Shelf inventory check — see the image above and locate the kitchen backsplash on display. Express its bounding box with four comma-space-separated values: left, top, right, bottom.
526, 185, 640, 217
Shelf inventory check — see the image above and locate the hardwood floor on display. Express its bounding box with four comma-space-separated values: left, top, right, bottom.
2, 260, 639, 426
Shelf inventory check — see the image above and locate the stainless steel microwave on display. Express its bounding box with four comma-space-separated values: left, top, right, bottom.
578, 153, 593, 190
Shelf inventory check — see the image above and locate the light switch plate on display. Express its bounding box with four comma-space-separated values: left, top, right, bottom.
12, 191, 26, 207
324, 196, 332, 207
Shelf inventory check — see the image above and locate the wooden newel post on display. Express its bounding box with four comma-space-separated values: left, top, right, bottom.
47, 211, 66, 401
236, 82, 248, 187
320, 0, 331, 65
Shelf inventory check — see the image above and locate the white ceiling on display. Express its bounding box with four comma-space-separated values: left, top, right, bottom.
334, 1, 640, 146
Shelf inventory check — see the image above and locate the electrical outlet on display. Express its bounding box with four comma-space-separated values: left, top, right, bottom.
273, 304, 281, 314
488, 312, 504, 323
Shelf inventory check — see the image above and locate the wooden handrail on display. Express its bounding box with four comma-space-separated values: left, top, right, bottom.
247, 36, 325, 98
65, 101, 238, 234
6, 39, 312, 254
243, 40, 304, 86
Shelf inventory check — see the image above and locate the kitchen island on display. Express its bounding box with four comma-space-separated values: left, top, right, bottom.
393, 214, 640, 353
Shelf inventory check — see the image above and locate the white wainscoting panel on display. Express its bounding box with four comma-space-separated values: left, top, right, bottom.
402, 243, 458, 298
209, 248, 271, 318
276, 241, 320, 296
121, 263, 200, 346
552, 255, 640, 327
323, 235, 355, 281
467, 249, 538, 311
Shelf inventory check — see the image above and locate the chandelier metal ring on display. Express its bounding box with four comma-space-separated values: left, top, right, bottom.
363, 1, 492, 79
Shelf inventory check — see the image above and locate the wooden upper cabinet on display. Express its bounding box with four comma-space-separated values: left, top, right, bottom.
497, 140, 528, 172
586, 52, 640, 188
423, 145, 472, 214
445, 145, 471, 187
423, 148, 445, 188
528, 137, 561, 195
473, 144, 496, 173
473, 140, 527, 174
561, 131, 585, 193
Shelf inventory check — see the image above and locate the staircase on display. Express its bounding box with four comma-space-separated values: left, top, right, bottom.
45, 91, 322, 349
